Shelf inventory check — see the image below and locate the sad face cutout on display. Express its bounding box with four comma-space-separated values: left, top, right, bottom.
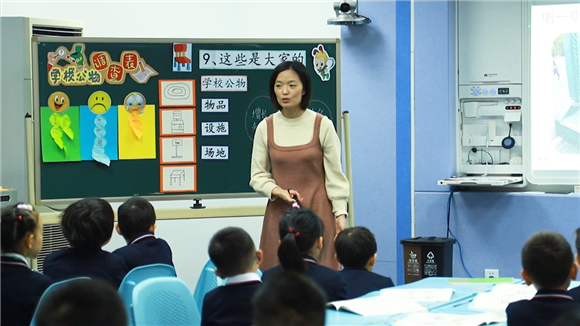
88, 91, 112, 114
48, 92, 70, 113
124, 92, 146, 114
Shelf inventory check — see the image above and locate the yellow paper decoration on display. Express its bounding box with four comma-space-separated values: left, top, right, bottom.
128, 111, 143, 139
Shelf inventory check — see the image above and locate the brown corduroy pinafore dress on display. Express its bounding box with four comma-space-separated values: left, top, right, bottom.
259, 113, 340, 271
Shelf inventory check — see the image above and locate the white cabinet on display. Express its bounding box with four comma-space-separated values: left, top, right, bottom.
458, 1, 523, 85
0, 17, 83, 202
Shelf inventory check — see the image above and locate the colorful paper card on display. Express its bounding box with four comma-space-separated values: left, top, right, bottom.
40, 106, 81, 162
80, 105, 119, 164
118, 104, 156, 159
160, 165, 197, 192
159, 136, 196, 164
159, 79, 196, 107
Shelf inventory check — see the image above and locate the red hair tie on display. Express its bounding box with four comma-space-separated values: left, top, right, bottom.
288, 227, 299, 237
18, 215, 23, 220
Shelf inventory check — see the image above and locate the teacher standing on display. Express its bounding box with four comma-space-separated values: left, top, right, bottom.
250, 61, 349, 271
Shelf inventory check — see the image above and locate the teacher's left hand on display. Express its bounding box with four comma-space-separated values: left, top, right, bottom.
335, 214, 347, 237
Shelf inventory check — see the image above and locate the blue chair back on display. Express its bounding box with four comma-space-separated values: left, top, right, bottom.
30, 277, 91, 326
192, 260, 226, 313
192, 259, 263, 313
132, 277, 200, 326
117, 264, 177, 326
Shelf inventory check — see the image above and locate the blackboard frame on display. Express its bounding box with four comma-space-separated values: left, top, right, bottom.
32, 37, 341, 205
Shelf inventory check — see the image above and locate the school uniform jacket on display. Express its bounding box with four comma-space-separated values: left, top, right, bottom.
201, 273, 262, 326
340, 266, 395, 299
506, 289, 580, 326
569, 285, 580, 302
1, 254, 53, 326
262, 255, 347, 302
43, 247, 128, 289
112, 232, 174, 270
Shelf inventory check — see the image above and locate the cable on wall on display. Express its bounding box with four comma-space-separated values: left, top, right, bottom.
447, 190, 473, 278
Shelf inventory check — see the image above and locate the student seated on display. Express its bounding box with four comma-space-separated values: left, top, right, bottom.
253, 270, 327, 326
112, 196, 174, 270
261, 207, 347, 302
551, 308, 580, 326
506, 231, 580, 326
1, 203, 53, 326
43, 197, 128, 288
201, 227, 263, 326
567, 227, 580, 301
35, 278, 127, 326
335, 226, 394, 298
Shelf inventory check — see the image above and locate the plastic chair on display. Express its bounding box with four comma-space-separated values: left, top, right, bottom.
192, 260, 226, 313
132, 277, 200, 326
30, 277, 91, 326
192, 260, 262, 313
117, 264, 177, 326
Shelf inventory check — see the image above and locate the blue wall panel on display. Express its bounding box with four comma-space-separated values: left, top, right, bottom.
341, 0, 399, 282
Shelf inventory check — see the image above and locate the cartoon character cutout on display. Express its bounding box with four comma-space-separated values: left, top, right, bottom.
88, 91, 112, 166
46, 43, 87, 72
311, 44, 335, 82
47, 46, 68, 72
47, 91, 74, 153
124, 92, 146, 139
67, 44, 86, 70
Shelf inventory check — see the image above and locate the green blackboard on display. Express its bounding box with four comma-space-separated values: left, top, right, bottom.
33, 37, 340, 203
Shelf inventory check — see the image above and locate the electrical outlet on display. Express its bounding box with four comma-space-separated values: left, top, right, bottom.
485, 269, 499, 278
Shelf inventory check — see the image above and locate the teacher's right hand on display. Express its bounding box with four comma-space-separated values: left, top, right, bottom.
272, 187, 302, 206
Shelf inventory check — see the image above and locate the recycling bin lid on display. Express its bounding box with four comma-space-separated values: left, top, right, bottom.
400, 236, 457, 245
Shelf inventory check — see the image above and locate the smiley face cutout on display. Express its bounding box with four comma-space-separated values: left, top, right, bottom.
48, 92, 70, 113
124, 92, 146, 114
88, 91, 112, 114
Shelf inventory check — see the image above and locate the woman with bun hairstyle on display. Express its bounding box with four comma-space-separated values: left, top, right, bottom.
250, 60, 349, 271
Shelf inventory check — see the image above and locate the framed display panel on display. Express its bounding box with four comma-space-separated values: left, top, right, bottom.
32, 37, 341, 204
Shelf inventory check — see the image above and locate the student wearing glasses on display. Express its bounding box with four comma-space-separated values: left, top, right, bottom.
1, 203, 53, 326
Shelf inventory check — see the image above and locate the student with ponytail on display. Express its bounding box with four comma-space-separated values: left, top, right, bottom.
261, 207, 347, 301
1, 203, 53, 326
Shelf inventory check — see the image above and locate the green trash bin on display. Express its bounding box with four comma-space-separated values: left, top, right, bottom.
400, 236, 456, 284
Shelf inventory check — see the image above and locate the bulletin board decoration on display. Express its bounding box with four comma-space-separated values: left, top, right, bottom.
33, 37, 340, 203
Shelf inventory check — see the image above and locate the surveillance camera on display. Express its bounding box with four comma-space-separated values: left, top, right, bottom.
327, 0, 371, 26
339, 2, 352, 13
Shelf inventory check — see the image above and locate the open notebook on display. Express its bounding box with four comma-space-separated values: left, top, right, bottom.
379, 288, 454, 302
469, 283, 536, 311
327, 296, 427, 317
392, 311, 507, 326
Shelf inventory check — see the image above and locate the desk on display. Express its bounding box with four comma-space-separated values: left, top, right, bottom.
325, 277, 517, 326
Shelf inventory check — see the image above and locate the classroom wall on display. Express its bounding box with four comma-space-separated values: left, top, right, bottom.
341, 0, 400, 284
0, 1, 340, 39
413, 0, 580, 281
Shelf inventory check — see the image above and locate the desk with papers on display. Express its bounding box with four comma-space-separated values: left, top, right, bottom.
325, 277, 535, 326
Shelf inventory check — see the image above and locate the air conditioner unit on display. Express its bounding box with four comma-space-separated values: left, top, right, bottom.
1, 17, 84, 271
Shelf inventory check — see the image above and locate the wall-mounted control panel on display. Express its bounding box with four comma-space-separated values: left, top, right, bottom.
458, 85, 523, 177
439, 1, 525, 187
